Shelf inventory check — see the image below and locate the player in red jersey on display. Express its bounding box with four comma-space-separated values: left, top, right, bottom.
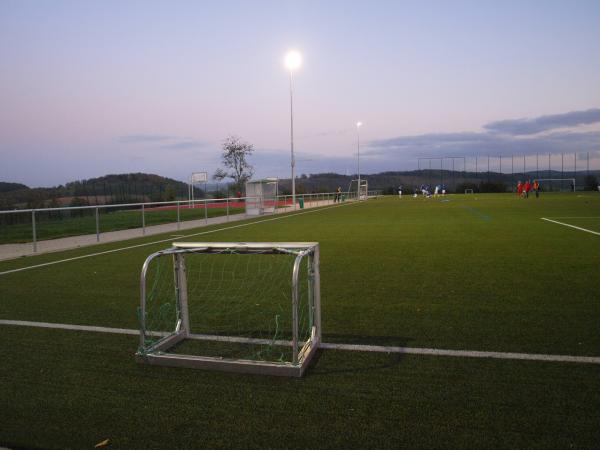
524, 180, 531, 198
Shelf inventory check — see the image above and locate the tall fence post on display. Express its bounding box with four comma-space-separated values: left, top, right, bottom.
32, 210, 37, 253
226, 197, 229, 222
204, 199, 208, 225
95, 207, 100, 242
142, 204, 145, 235
177, 201, 181, 230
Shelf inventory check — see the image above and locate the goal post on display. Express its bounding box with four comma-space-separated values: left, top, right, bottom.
136, 242, 321, 377
464, 189, 474, 194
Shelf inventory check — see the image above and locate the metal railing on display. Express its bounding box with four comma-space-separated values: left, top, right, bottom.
0, 190, 381, 252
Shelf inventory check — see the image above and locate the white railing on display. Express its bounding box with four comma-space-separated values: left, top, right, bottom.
0, 190, 381, 252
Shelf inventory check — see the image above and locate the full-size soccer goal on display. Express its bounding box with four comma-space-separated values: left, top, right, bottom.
347, 179, 368, 200
536, 178, 576, 192
136, 242, 321, 377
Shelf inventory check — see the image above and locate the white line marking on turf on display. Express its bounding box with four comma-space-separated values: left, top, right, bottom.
319, 343, 600, 364
0, 320, 139, 336
541, 218, 600, 236
0, 202, 354, 277
2, 319, 599, 365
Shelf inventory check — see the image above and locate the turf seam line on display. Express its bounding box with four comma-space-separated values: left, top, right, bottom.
0, 201, 357, 276
540, 217, 600, 236
2, 320, 599, 365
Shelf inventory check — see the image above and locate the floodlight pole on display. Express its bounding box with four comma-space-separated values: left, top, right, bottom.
357, 129, 360, 200
356, 122, 362, 200
289, 71, 296, 209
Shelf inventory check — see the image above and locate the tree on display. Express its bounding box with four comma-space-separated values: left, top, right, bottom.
164, 184, 177, 201
219, 136, 254, 192
212, 168, 228, 198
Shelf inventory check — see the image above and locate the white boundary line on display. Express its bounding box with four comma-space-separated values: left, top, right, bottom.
541, 217, 600, 236
0, 202, 354, 277
2, 319, 599, 365
320, 343, 600, 364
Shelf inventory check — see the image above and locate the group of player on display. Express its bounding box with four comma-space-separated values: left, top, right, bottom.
397, 185, 446, 198
516, 180, 540, 198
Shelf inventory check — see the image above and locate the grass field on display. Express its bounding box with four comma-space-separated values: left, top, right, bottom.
1, 193, 600, 449
0, 206, 245, 244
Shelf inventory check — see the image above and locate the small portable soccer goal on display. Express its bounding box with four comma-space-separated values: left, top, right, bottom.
464, 189, 474, 194
136, 242, 321, 377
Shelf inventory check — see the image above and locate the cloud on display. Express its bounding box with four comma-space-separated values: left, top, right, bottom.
366, 108, 600, 169
369, 130, 600, 157
250, 149, 356, 178
370, 132, 502, 153
117, 134, 172, 143
297, 128, 350, 140
117, 134, 209, 151
160, 140, 208, 150
483, 108, 600, 135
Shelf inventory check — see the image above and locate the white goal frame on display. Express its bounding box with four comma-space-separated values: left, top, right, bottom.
536, 178, 576, 192
465, 189, 474, 194
348, 179, 368, 200
136, 242, 321, 377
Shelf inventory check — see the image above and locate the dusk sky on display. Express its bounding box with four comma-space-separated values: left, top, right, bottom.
1, 0, 600, 187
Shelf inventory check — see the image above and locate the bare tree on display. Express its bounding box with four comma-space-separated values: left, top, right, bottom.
219, 135, 254, 192
212, 168, 228, 197
212, 168, 227, 183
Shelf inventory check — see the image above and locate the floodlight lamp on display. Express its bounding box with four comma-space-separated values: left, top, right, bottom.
356, 121, 363, 128
284, 50, 302, 71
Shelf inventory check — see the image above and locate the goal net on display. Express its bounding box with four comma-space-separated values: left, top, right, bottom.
464, 189, 474, 194
136, 242, 321, 377
535, 178, 576, 192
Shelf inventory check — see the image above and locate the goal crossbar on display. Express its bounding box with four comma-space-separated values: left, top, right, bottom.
536, 178, 576, 192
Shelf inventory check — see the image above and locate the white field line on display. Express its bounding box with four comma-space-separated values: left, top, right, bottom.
2, 319, 599, 365
320, 343, 600, 364
0, 201, 354, 277
544, 217, 600, 219
541, 217, 600, 236
0, 320, 139, 336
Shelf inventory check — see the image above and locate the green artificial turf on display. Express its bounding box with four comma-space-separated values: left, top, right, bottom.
1, 193, 599, 448
0, 206, 244, 244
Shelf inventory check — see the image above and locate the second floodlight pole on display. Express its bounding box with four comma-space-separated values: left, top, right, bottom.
356, 122, 362, 200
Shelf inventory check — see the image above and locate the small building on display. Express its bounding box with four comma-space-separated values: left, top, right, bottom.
245, 178, 278, 215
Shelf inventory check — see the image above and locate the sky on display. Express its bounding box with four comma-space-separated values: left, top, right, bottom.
1, 0, 600, 187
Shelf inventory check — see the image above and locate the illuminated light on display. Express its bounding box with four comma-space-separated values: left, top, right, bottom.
284, 50, 302, 71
